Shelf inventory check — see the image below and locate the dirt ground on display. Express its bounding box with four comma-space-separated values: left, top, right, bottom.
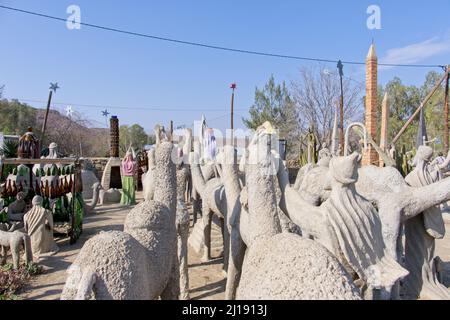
18, 194, 450, 300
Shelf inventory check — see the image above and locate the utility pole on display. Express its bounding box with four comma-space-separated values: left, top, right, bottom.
170, 120, 174, 142
444, 66, 450, 154
41, 82, 60, 145
337, 60, 345, 156
230, 83, 237, 144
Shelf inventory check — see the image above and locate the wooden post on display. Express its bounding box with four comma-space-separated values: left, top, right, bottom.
444, 67, 449, 154
230, 83, 236, 146
391, 69, 449, 146
231, 90, 235, 131
337, 60, 345, 156
41, 90, 53, 143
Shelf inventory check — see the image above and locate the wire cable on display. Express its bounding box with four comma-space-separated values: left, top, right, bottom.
7, 97, 247, 112
0, 5, 445, 69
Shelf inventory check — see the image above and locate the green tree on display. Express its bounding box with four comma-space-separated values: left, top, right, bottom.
0, 99, 39, 135
243, 75, 297, 130
243, 75, 300, 159
119, 124, 150, 156
377, 71, 446, 153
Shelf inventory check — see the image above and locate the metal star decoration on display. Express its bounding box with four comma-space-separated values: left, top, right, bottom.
65, 105, 74, 118
102, 109, 110, 117
49, 82, 60, 92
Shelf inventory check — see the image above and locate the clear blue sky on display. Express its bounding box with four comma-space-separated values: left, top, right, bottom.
1, 0, 449, 134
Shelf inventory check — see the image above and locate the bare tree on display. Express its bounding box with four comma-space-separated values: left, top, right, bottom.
37, 109, 109, 157
0, 85, 4, 99
291, 64, 364, 149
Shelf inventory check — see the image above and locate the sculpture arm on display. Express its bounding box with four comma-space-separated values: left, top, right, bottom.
437, 150, 450, 172
400, 177, 450, 221
276, 157, 325, 238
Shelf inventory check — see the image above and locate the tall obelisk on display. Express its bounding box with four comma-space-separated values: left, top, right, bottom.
362, 43, 379, 166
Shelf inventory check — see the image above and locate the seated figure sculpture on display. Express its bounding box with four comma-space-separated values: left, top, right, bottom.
0, 192, 27, 225
23, 196, 59, 258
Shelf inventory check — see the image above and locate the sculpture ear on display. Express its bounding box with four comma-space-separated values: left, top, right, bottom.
324, 171, 332, 190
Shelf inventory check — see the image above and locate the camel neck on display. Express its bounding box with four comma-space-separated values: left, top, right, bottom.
221, 162, 241, 209
190, 161, 206, 198
246, 153, 281, 243
153, 143, 176, 215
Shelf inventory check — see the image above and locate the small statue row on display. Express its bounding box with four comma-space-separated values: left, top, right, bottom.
0, 195, 59, 269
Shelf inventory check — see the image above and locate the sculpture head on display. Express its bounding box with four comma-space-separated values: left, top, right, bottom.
219, 146, 237, 166
124, 151, 133, 161
173, 147, 184, 169
16, 191, 25, 201
329, 152, 361, 186
154, 124, 169, 145
248, 122, 279, 176
32, 195, 44, 207
318, 148, 332, 167
414, 145, 433, 165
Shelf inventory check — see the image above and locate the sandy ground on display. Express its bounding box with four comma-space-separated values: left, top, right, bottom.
20, 192, 225, 300
18, 195, 450, 300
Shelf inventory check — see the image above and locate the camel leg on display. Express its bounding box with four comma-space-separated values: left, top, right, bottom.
178, 222, 190, 300
221, 217, 230, 273
11, 241, 20, 269
192, 189, 201, 226
161, 252, 181, 300
201, 206, 212, 262
225, 226, 246, 300
0, 246, 6, 265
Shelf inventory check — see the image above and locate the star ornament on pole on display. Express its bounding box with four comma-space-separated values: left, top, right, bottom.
65, 105, 74, 118
49, 82, 60, 92
102, 109, 110, 117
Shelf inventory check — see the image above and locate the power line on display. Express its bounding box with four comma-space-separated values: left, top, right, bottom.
0, 5, 445, 69
7, 97, 248, 112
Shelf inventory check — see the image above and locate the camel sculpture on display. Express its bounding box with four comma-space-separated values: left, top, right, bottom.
236, 125, 362, 300
61, 138, 179, 300
142, 125, 166, 201
215, 145, 245, 300
83, 182, 101, 215
0, 223, 33, 269
189, 148, 228, 263
81, 168, 99, 200
174, 129, 193, 300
